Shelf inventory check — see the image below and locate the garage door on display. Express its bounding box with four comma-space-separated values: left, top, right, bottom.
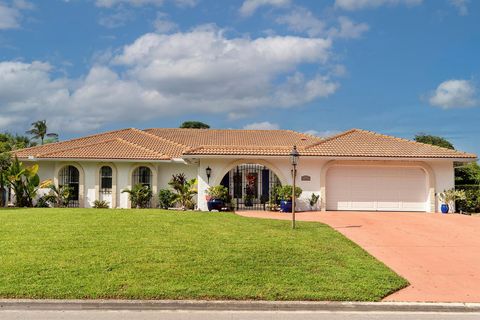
326, 166, 428, 212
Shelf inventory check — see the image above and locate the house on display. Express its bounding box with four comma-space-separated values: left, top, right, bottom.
13, 128, 477, 212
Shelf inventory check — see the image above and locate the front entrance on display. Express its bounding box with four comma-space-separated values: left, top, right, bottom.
221, 164, 281, 211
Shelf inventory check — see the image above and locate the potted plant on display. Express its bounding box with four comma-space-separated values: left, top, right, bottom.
309, 193, 320, 211
439, 189, 466, 214
276, 185, 302, 213
206, 185, 228, 211
244, 194, 254, 207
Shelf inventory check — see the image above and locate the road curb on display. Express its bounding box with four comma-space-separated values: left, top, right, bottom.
1, 299, 480, 313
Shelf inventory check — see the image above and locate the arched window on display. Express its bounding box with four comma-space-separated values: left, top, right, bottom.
59, 165, 80, 207
132, 166, 152, 188
100, 166, 113, 192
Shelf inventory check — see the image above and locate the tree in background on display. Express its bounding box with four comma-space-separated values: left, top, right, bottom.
4, 157, 43, 207
456, 162, 480, 186
0, 133, 35, 153
0, 153, 11, 207
414, 133, 455, 150
180, 121, 210, 129
26, 120, 58, 145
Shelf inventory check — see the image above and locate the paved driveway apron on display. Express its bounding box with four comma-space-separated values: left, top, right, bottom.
236, 211, 480, 302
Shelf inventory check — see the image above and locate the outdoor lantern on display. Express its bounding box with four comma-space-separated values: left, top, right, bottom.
206, 166, 212, 183
290, 145, 299, 166
290, 145, 300, 229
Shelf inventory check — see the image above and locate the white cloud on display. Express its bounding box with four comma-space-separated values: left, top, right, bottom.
95, 0, 196, 8
428, 79, 478, 109
0, 3, 20, 29
239, 0, 290, 17
153, 12, 177, 33
98, 7, 135, 28
335, 0, 423, 10
328, 16, 369, 39
276, 8, 368, 39
12, 0, 34, 10
304, 129, 341, 137
449, 0, 469, 16
243, 121, 280, 130
0, 28, 339, 133
0, 1, 34, 30
276, 7, 325, 37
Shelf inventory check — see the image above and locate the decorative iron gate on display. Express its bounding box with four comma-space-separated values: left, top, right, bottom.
220, 164, 281, 211
59, 165, 80, 208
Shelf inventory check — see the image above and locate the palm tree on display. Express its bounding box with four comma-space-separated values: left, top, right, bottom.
26, 120, 58, 145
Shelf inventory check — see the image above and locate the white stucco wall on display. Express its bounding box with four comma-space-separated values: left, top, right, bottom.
197, 157, 326, 211
426, 160, 455, 212
30, 157, 456, 212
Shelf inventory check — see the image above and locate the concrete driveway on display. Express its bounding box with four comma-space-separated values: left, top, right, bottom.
236, 211, 480, 303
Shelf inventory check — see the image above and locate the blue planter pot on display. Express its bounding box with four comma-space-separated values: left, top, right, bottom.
441, 204, 449, 214
280, 200, 292, 213
207, 199, 224, 211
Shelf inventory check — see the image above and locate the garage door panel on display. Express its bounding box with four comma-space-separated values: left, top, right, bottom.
326, 166, 427, 212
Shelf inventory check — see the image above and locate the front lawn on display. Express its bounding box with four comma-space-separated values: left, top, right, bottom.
0, 208, 407, 301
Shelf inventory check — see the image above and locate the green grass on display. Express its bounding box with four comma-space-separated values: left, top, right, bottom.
0, 208, 407, 301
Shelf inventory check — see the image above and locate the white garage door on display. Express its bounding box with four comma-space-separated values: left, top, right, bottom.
326, 166, 428, 212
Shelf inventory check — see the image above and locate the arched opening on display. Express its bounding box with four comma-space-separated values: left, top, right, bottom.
99, 166, 113, 207
220, 164, 281, 211
131, 166, 153, 208
59, 165, 80, 208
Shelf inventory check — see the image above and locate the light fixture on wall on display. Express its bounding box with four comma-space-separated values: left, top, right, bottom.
206, 166, 212, 184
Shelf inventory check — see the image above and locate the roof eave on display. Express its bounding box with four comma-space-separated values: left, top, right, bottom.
17, 157, 173, 163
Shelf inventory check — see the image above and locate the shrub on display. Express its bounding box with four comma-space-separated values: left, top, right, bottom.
35, 195, 50, 208
93, 200, 110, 209
158, 189, 176, 209
43, 184, 74, 208
122, 184, 153, 209
309, 193, 320, 210
206, 185, 229, 201
457, 189, 480, 213
169, 173, 197, 210
276, 185, 302, 201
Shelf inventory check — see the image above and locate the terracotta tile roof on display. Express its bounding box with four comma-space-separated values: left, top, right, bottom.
145, 128, 320, 148
13, 128, 174, 161
13, 127, 476, 160
301, 129, 477, 159
36, 138, 170, 160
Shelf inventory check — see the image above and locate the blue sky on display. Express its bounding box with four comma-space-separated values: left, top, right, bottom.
0, 0, 479, 155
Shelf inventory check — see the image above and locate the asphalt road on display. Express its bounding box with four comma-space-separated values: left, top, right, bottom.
2, 310, 480, 320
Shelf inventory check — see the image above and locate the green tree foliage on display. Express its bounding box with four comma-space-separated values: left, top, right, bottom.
158, 189, 176, 209
0, 133, 35, 153
26, 120, 58, 145
122, 184, 153, 209
275, 185, 302, 201
179, 121, 210, 129
206, 185, 229, 201
4, 157, 43, 207
42, 183, 74, 208
0, 153, 12, 207
455, 162, 480, 186
414, 133, 455, 150
168, 173, 197, 210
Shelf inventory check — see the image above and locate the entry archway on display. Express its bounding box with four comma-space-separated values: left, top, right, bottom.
219, 163, 282, 211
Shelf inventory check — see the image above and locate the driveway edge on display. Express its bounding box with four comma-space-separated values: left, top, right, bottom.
1, 300, 480, 313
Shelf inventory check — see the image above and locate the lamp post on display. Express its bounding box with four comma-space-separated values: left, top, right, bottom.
290, 145, 299, 229
206, 166, 212, 184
